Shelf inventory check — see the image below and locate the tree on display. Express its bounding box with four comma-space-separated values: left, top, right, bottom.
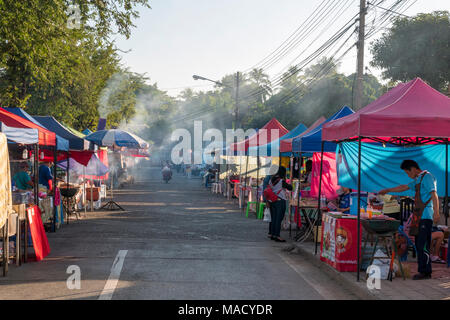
370, 11, 450, 92
248, 68, 272, 103
0, 0, 151, 127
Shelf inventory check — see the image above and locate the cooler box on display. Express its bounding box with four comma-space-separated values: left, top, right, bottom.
349, 192, 368, 216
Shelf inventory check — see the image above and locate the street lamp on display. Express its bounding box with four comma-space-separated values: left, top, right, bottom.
193, 72, 240, 129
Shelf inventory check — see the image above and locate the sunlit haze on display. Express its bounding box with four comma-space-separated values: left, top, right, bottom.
115, 0, 449, 96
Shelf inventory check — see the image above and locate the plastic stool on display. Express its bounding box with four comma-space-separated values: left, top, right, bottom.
246, 202, 266, 219
257, 203, 266, 220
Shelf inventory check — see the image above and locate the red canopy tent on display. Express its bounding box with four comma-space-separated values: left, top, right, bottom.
323, 78, 450, 142
321, 78, 450, 281
0, 107, 56, 146
280, 117, 326, 154
228, 118, 289, 155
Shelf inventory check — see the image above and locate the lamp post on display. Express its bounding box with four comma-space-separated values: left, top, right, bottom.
193, 72, 240, 130
193, 72, 241, 203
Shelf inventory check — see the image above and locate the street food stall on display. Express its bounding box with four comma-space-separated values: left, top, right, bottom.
290, 107, 355, 245
322, 78, 450, 281
228, 118, 289, 213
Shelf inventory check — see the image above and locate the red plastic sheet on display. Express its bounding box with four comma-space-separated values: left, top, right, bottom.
27, 206, 50, 262
310, 152, 339, 200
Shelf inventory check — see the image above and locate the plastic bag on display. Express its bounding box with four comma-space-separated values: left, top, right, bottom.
371, 249, 398, 280
263, 207, 271, 222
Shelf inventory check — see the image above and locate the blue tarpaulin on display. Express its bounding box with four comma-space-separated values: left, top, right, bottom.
337, 141, 449, 197
4, 108, 69, 151
292, 106, 354, 153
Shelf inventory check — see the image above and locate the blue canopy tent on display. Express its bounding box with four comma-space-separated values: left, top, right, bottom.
34, 116, 90, 151
248, 123, 307, 157
82, 129, 93, 136
292, 106, 354, 153
4, 108, 69, 151
291, 106, 354, 245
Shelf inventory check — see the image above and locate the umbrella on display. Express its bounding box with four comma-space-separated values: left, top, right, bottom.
85, 129, 149, 149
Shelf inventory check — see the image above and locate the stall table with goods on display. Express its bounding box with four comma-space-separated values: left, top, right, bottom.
290, 195, 327, 242
320, 212, 362, 272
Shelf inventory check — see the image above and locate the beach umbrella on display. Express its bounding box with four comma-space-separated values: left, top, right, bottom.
85, 129, 149, 149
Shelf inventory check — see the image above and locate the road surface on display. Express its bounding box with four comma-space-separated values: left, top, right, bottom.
0, 167, 359, 300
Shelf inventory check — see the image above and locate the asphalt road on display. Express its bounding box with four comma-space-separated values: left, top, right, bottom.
0, 167, 359, 300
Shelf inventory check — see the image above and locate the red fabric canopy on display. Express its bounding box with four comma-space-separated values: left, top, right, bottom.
0, 107, 56, 146
322, 78, 450, 141
229, 118, 289, 154
280, 116, 326, 153
82, 149, 109, 180
40, 149, 94, 166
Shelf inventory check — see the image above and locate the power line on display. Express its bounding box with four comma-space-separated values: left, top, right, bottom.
242, 15, 360, 101
242, 0, 389, 102
255, 0, 345, 72
243, 0, 333, 73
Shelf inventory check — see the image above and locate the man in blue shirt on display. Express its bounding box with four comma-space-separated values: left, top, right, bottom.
39, 162, 54, 192
379, 160, 440, 280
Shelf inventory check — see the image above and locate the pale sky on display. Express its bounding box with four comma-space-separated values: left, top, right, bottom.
115, 0, 449, 97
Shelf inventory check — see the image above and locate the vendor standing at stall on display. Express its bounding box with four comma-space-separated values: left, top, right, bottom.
378, 160, 440, 280
13, 162, 34, 191
39, 161, 54, 193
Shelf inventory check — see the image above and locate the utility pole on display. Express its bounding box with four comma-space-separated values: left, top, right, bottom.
355, 0, 367, 110
234, 71, 240, 130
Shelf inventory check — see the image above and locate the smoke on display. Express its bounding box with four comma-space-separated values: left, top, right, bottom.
98, 73, 132, 119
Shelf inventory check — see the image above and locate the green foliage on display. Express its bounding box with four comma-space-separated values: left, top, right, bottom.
370, 11, 450, 92
0, 0, 151, 131
170, 58, 384, 144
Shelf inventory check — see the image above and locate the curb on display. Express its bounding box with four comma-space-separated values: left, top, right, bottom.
288, 241, 381, 300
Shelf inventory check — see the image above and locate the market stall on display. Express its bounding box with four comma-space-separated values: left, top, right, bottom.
85, 129, 149, 211
320, 212, 362, 272
322, 78, 450, 281
246, 122, 308, 217
4, 107, 71, 230
33, 116, 96, 220
290, 106, 355, 244
227, 118, 289, 212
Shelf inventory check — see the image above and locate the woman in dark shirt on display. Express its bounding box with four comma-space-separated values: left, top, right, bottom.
268, 166, 293, 242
